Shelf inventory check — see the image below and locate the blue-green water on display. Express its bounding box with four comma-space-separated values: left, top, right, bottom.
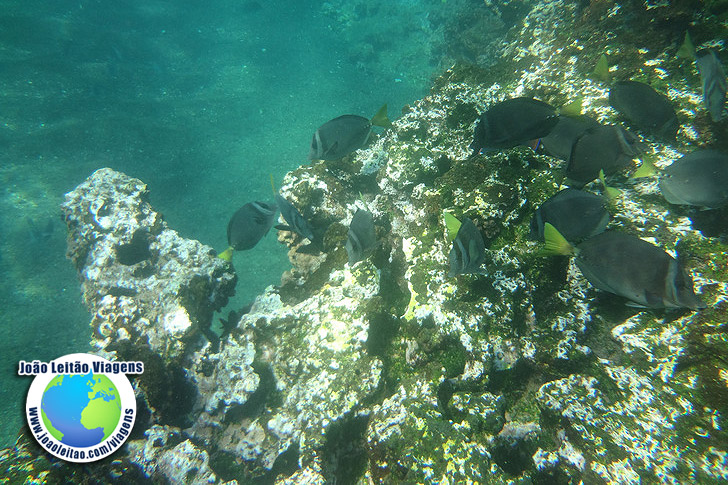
0, 0, 504, 448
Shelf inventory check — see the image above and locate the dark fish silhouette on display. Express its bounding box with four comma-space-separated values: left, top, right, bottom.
696, 50, 727, 122
275, 194, 315, 241
227, 201, 277, 251
609, 81, 679, 140
27, 217, 54, 243
573, 231, 706, 310
565, 124, 641, 186
530, 188, 609, 242
540, 115, 599, 161
470, 97, 558, 153
309, 105, 391, 160
346, 209, 377, 265
448, 217, 486, 277
659, 150, 728, 209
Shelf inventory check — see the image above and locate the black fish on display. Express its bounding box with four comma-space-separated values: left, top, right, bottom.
574, 231, 706, 310
566, 124, 641, 186
470, 97, 558, 153
346, 209, 377, 265
309, 105, 391, 160
530, 188, 609, 242
448, 217, 486, 277
275, 194, 315, 241
540, 115, 599, 161
227, 201, 277, 251
696, 50, 727, 122
27, 217, 54, 243
658, 150, 728, 209
608, 81, 679, 140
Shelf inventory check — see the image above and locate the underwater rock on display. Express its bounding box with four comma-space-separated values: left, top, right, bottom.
184, 262, 385, 477
125, 426, 221, 483
60, 168, 237, 361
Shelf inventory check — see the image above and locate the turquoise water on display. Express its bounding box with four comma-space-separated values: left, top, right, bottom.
0, 0, 504, 448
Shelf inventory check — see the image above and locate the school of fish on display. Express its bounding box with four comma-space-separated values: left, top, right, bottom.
221, 35, 726, 312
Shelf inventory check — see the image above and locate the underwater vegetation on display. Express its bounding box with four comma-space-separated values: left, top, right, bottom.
2, 0, 728, 484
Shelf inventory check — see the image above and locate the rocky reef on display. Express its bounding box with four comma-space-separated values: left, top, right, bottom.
2, 0, 728, 484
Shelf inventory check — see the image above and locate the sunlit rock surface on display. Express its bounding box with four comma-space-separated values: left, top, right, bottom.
2, 0, 728, 483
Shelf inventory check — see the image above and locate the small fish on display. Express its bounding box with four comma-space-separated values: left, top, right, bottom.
530, 188, 609, 242
470, 97, 558, 153
221, 201, 278, 260
27, 217, 54, 243
448, 217, 486, 277
696, 50, 727, 122
565, 124, 641, 186
544, 225, 706, 310
309, 104, 391, 160
609, 81, 679, 140
275, 194, 315, 241
540, 114, 599, 161
346, 209, 377, 265
658, 150, 728, 209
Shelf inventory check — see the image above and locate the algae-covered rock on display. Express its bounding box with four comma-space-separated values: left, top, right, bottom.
60, 167, 237, 363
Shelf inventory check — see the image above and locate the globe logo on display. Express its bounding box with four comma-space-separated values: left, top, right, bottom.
41, 373, 122, 448
21, 353, 142, 463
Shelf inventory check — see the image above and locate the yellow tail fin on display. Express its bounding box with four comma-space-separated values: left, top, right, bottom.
371, 104, 392, 128
593, 54, 610, 82
560, 97, 583, 117
444, 211, 462, 242
542, 223, 575, 256
599, 169, 621, 200
631, 156, 657, 178
218, 247, 234, 262
677, 31, 696, 60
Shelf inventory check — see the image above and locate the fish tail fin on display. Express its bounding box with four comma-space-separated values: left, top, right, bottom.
541, 223, 575, 256
218, 247, 234, 262
599, 169, 621, 200
371, 104, 392, 128
555, 170, 566, 190
593, 54, 610, 82
677, 31, 696, 60
560, 96, 583, 117
270, 173, 277, 195
444, 211, 462, 242
631, 156, 657, 178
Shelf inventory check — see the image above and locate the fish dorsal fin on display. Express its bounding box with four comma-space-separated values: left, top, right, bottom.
541, 223, 575, 256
